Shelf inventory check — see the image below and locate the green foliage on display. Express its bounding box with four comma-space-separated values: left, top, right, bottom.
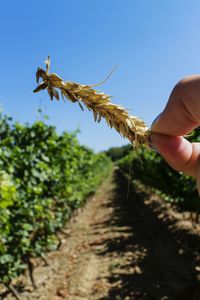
105, 144, 132, 161
0, 114, 111, 284
118, 144, 199, 211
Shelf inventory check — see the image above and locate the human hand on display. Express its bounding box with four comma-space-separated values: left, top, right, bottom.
150, 75, 200, 195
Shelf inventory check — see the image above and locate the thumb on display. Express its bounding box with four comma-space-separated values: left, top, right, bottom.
149, 133, 198, 177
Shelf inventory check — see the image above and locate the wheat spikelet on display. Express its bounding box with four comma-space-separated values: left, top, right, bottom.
33, 57, 150, 146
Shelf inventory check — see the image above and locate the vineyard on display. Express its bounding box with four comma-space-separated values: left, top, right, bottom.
0, 113, 200, 299
0, 113, 111, 296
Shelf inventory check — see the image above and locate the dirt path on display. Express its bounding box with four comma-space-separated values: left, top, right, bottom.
2, 168, 200, 300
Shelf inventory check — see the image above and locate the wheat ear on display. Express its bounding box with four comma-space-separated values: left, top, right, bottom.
33, 57, 150, 146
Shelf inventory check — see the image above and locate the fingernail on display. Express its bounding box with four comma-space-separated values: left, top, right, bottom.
148, 133, 159, 153
151, 113, 161, 128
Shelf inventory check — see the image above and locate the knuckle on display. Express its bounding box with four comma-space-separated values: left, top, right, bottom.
172, 77, 192, 99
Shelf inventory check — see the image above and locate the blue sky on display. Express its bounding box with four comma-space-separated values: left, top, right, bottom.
0, 0, 200, 151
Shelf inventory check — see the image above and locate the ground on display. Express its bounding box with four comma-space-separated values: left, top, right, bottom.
1, 168, 200, 300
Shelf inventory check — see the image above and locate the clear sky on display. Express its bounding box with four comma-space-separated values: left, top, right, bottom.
0, 0, 200, 151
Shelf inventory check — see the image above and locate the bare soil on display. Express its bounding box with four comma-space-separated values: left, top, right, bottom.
1, 168, 200, 300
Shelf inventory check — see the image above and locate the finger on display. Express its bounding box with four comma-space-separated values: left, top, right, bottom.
151, 75, 200, 136
149, 133, 200, 177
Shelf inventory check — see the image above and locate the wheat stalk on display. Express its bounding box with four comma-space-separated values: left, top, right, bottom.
33, 57, 150, 146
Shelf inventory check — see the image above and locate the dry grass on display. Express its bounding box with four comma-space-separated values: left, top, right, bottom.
33, 57, 149, 146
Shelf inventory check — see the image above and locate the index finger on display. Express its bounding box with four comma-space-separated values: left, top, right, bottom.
151, 75, 200, 135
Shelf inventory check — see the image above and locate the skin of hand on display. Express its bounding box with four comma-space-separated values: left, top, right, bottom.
150, 75, 200, 195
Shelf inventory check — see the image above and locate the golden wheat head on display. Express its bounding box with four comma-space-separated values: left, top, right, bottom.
33, 57, 150, 147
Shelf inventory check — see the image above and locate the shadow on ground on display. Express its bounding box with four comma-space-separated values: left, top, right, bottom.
94, 169, 200, 300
